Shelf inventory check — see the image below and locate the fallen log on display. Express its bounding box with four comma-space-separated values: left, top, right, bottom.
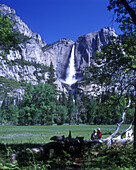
13, 131, 85, 163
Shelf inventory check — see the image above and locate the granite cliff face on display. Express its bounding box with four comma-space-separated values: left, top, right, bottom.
74, 27, 117, 79
0, 4, 117, 103
43, 39, 74, 79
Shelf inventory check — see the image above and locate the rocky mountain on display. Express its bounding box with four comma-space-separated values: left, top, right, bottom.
74, 27, 117, 77
43, 27, 117, 82
0, 4, 117, 105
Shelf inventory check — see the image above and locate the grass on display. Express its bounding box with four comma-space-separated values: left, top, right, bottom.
0, 124, 130, 144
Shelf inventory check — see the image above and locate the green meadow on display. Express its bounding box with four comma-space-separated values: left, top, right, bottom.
0, 124, 130, 144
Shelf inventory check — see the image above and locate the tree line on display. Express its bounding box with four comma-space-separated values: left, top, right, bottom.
0, 80, 134, 126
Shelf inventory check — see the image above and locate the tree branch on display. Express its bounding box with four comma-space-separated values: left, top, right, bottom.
121, 0, 136, 25
121, 120, 133, 138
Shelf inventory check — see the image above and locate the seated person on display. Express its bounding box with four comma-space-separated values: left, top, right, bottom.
97, 128, 102, 140
91, 129, 97, 140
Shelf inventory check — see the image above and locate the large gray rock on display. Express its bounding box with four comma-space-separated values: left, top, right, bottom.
17, 39, 46, 65
74, 27, 117, 78
73, 27, 118, 96
43, 39, 74, 79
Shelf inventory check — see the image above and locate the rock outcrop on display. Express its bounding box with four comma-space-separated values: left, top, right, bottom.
43, 39, 74, 79
74, 27, 117, 78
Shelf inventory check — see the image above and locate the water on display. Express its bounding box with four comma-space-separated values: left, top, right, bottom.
65, 45, 77, 85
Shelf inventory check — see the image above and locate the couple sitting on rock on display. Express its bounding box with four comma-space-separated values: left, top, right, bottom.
91, 128, 102, 140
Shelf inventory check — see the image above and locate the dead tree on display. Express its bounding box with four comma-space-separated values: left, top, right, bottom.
102, 99, 132, 145
112, 122, 133, 145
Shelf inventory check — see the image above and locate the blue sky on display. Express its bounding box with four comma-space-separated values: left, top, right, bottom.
0, 0, 122, 44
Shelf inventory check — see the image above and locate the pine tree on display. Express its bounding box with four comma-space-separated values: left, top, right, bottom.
7, 104, 19, 125
47, 62, 57, 89
0, 12, 18, 52
67, 92, 75, 124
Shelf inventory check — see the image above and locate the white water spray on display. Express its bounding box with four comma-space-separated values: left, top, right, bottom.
65, 45, 77, 85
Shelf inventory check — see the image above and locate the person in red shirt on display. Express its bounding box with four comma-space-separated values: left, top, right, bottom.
97, 128, 102, 140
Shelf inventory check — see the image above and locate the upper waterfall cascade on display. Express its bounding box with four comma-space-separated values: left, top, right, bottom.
65, 45, 77, 85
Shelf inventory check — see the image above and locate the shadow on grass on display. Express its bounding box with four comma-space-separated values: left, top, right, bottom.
0, 142, 44, 152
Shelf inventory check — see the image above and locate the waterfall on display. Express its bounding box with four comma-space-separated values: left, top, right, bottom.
65, 45, 77, 85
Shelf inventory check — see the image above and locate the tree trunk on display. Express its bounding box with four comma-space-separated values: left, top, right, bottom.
102, 98, 131, 145
112, 123, 133, 144
121, 121, 133, 138
134, 85, 136, 149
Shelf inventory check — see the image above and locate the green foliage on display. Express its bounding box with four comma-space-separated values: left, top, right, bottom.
47, 61, 57, 88
0, 76, 22, 89
14, 31, 30, 45
89, 35, 136, 91
0, 82, 134, 125
107, 0, 136, 34
59, 91, 68, 107
0, 139, 136, 169
18, 82, 57, 125
41, 43, 54, 51
55, 105, 68, 125
67, 92, 75, 124
0, 11, 29, 53
6, 104, 19, 125
12, 59, 48, 70
0, 12, 16, 52
83, 144, 136, 169
0, 76, 22, 97
93, 93, 133, 125
83, 95, 97, 124
54, 92, 69, 125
